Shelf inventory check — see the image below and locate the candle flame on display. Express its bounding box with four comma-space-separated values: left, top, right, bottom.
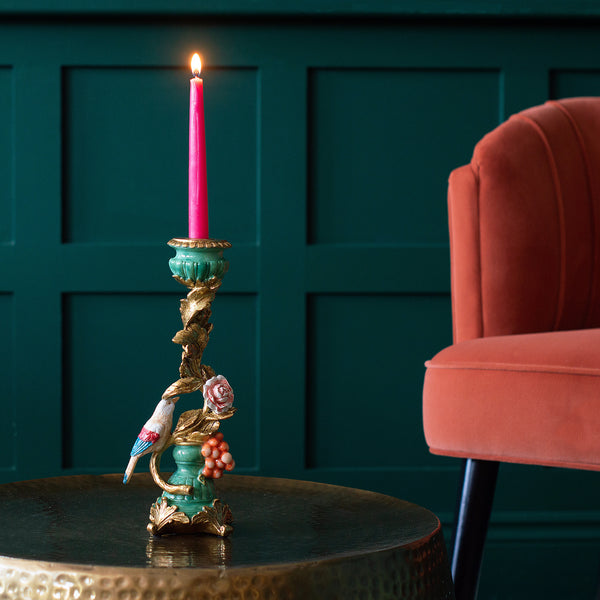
191, 53, 202, 77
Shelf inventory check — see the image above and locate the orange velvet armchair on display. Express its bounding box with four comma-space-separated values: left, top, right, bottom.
423, 98, 600, 600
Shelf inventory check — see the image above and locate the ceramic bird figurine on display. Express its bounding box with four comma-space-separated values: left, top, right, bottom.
123, 396, 179, 484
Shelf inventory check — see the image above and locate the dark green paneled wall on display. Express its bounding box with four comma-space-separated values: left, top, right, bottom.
0, 6, 599, 598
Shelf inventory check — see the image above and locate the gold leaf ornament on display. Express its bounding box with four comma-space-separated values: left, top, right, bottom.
191, 500, 233, 537
180, 283, 219, 325
172, 328, 197, 345
147, 498, 188, 535
147, 498, 234, 536
204, 407, 237, 421
200, 364, 216, 381
173, 409, 204, 432
172, 408, 221, 442
162, 377, 204, 400
192, 327, 209, 351
179, 354, 207, 380
182, 430, 217, 444
174, 322, 209, 347
197, 421, 220, 436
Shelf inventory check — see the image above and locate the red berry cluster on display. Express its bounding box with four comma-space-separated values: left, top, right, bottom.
201, 432, 235, 479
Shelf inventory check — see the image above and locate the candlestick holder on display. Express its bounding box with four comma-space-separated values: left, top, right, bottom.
124, 238, 236, 537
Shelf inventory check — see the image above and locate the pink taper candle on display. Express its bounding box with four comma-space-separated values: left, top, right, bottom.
189, 53, 209, 239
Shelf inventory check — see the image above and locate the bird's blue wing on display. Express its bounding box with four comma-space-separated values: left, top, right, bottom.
130, 437, 153, 457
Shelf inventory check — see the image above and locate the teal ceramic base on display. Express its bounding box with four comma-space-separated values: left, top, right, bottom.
162, 445, 216, 518
148, 442, 233, 537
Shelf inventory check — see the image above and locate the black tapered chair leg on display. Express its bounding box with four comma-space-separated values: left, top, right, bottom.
451, 459, 500, 600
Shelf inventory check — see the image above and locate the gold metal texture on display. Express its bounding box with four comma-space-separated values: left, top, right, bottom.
161, 278, 220, 406
159, 275, 235, 445
0, 474, 455, 599
168, 238, 232, 249
148, 497, 233, 537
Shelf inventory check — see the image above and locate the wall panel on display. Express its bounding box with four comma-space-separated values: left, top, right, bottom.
0, 67, 12, 244
479, 539, 599, 599
63, 293, 184, 469
306, 293, 452, 470
63, 292, 257, 471
0, 294, 14, 470
63, 66, 258, 244
308, 68, 500, 245
551, 69, 600, 98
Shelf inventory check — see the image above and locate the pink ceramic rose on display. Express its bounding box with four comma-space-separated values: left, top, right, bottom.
203, 375, 234, 414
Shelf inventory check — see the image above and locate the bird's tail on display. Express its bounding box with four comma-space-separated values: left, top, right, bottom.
123, 455, 139, 484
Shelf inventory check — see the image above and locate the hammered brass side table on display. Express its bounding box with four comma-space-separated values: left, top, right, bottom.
0, 474, 454, 599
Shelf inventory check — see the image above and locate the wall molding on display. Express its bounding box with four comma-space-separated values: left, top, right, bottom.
2, 0, 600, 19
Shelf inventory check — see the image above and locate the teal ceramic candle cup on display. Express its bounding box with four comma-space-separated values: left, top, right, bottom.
168, 238, 231, 285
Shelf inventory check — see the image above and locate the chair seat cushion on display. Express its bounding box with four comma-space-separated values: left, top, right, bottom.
423, 328, 600, 471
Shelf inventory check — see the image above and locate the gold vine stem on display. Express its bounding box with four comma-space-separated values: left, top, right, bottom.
149, 445, 194, 496
149, 277, 225, 495
160, 279, 221, 405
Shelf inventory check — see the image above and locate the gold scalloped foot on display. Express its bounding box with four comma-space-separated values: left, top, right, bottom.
147, 497, 233, 537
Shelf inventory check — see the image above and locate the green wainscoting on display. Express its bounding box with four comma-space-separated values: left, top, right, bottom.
0, 5, 599, 598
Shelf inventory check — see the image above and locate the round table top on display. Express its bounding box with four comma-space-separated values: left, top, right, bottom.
0, 474, 454, 599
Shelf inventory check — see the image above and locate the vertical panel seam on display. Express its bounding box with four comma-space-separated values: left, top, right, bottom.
514, 113, 566, 332
548, 100, 596, 329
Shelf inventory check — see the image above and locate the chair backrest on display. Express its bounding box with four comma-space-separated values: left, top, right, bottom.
449, 98, 600, 343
